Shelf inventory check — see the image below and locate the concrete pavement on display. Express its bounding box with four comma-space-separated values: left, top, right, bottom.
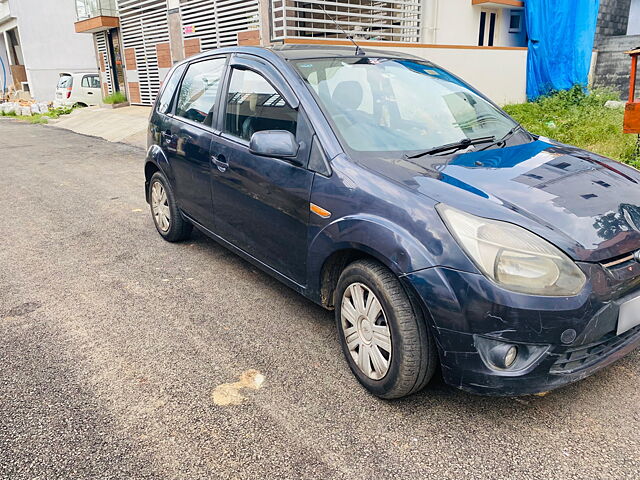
1, 119, 640, 479
49, 105, 150, 149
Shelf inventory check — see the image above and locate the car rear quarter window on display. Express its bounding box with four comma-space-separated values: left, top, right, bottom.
174, 58, 225, 124
223, 69, 297, 142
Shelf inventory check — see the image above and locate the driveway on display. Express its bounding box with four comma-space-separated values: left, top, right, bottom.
1, 120, 639, 479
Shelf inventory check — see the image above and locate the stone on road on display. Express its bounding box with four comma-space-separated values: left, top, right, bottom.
1, 120, 639, 479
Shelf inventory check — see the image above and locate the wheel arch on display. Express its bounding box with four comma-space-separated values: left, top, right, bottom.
308, 215, 437, 308
144, 145, 173, 202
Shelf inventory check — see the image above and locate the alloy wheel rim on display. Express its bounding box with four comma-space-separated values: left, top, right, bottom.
340, 282, 392, 380
151, 181, 170, 232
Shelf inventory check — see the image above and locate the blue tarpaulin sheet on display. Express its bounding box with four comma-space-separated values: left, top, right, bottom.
525, 0, 600, 100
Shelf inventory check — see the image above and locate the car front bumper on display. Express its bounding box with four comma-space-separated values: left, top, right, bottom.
404, 263, 640, 396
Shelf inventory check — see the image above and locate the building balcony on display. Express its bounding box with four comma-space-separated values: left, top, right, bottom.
75, 0, 118, 20
74, 0, 118, 33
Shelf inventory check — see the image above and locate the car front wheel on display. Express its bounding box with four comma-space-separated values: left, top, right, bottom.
148, 171, 192, 242
335, 259, 437, 399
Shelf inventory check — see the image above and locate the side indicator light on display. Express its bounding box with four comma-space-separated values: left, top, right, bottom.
310, 203, 331, 218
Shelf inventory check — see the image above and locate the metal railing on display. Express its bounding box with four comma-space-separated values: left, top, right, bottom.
271, 0, 423, 43
75, 0, 118, 21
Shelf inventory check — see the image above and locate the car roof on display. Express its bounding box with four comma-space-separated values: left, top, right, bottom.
183, 44, 425, 66
59, 72, 99, 77
269, 44, 423, 61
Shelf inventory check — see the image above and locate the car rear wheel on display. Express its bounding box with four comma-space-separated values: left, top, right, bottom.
149, 171, 192, 242
335, 259, 437, 399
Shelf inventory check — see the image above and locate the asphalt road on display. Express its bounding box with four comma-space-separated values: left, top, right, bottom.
1, 120, 639, 479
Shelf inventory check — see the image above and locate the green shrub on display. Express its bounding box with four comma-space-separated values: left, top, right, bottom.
47, 105, 75, 118
503, 86, 637, 167
103, 91, 127, 104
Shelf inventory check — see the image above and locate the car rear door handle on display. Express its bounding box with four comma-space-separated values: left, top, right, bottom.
211, 154, 228, 173
161, 130, 174, 143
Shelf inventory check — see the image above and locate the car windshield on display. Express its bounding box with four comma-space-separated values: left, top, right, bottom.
293, 57, 519, 154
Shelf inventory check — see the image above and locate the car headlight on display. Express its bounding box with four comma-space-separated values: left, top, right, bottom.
436, 204, 586, 296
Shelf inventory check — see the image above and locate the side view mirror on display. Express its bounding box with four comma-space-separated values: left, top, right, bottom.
249, 130, 300, 161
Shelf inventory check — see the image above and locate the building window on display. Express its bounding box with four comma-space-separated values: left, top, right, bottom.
509, 10, 523, 33
478, 9, 498, 46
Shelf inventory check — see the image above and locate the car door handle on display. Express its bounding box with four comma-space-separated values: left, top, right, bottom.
211, 154, 228, 172
87, 91, 93, 94
161, 130, 174, 143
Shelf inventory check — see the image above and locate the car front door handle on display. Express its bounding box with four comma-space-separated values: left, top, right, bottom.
212, 154, 228, 173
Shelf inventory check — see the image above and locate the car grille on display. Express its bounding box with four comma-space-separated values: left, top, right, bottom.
550, 325, 640, 374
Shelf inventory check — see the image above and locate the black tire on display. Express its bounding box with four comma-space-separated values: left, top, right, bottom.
148, 171, 192, 242
335, 259, 437, 399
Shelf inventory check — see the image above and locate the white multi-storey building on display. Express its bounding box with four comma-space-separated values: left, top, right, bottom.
1, 0, 97, 100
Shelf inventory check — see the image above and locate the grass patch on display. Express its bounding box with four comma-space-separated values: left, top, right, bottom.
28, 115, 49, 124
503, 86, 638, 168
103, 91, 127, 104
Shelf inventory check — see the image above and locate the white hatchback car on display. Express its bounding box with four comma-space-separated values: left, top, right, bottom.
54, 72, 101, 107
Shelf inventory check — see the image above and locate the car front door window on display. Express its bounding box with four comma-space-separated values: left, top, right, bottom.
223, 69, 297, 142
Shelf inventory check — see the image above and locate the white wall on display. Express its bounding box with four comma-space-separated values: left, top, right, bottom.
422, 0, 526, 47
498, 9, 527, 47
0, 33, 12, 90
9, 0, 97, 100
372, 44, 528, 105
629, 0, 640, 35
0, 1, 10, 22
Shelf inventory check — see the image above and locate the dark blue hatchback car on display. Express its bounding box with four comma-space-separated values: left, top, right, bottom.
145, 45, 640, 398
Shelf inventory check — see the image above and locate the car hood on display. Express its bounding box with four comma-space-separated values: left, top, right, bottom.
365, 139, 640, 263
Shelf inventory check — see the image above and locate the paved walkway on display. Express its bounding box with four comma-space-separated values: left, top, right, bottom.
49, 105, 150, 149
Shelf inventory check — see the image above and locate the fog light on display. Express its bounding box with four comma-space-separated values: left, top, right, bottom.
475, 335, 550, 374
505, 346, 518, 367
488, 343, 518, 370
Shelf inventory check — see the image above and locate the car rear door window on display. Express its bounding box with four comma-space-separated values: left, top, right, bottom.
157, 63, 186, 114
223, 69, 297, 142
81, 75, 100, 88
175, 58, 225, 125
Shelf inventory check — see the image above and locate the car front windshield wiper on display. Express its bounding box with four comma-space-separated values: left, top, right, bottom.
476, 124, 526, 152
405, 135, 496, 159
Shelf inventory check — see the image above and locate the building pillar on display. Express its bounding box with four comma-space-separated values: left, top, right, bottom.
258, 0, 271, 46
167, 0, 184, 63
420, 0, 438, 44
2, 30, 12, 64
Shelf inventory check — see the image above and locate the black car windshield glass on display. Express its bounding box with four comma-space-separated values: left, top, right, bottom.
293, 58, 519, 154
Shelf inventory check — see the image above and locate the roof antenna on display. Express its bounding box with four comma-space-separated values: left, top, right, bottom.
317, 4, 366, 56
